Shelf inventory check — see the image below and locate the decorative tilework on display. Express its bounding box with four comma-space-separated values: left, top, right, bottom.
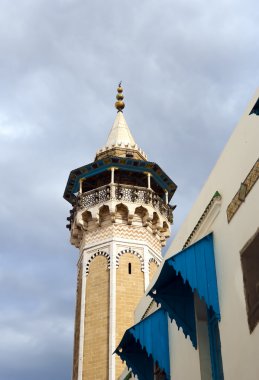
83, 224, 162, 253
227, 159, 259, 223
116, 248, 145, 271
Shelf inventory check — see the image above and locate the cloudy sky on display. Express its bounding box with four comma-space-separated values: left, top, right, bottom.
0, 0, 258, 379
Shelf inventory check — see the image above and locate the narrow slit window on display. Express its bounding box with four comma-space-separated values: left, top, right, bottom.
128, 263, 132, 274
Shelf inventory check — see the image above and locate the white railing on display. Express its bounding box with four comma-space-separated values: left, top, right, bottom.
78, 184, 173, 222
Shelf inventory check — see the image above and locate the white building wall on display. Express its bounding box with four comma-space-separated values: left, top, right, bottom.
169, 321, 200, 379
164, 89, 259, 379
134, 89, 259, 380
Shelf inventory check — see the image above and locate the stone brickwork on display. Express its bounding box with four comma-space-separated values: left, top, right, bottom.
96, 146, 146, 161
83, 256, 110, 380
72, 265, 82, 380
116, 253, 145, 379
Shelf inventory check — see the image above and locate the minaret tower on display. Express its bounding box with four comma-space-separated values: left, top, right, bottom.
64, 84, 177, 380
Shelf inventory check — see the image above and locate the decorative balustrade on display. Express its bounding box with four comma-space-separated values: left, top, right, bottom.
78, 184, 173, 222
79, 185, 110, 208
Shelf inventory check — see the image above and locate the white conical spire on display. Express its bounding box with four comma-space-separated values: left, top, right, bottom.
105, 111, 136, 148
95, 84, 147, 160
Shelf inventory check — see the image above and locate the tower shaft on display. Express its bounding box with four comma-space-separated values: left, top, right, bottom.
72, 210, 165, 379
64, 86, 177, 380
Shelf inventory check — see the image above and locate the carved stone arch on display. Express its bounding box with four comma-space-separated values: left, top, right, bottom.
82, 210, 93, 223
161, 221, 170, 237
115, 203, 129, 222
81, 210, 96, 231
152, 212, 162, 230
116, 248, 145, 272
86, 250, 110, 275
153, 211, 159, 222
99, 205, 111, 226
135, 206, 148, 219
133, 206, 150, 226
162, 221, 169, 230
148, 257, 160, 270
148, 257, 160, 281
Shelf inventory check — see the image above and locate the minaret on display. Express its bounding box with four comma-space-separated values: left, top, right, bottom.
64, 84, 177, 380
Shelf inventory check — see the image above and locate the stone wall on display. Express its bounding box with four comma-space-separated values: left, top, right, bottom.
116, 253, 145, 379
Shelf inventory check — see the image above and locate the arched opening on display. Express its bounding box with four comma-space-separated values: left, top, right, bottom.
82, 210, 92, 222
133, 206, 148, 226
152, 212, 160, 231
114, 169, 148, 187
81, 171, 111, 193
99, 205, 111, 226
82, 210, 95, 230
115, 203, 129, 223
162, 221, 170, 237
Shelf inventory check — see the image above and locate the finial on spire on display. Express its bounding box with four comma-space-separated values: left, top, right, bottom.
115, 82, 125, 112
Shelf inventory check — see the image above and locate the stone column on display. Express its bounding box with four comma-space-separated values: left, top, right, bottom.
146, 172, 151, 189
165, 189, 168, 204
79, 178, 84, 194
110, 167, 115, 184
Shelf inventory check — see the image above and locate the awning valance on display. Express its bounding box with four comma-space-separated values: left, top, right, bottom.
115, 309, 170, 380
149, 233, 220, 348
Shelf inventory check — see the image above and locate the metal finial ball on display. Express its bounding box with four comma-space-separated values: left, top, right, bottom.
115, 82, 125, 111
116, 93, 124, 100
115, 100, 125, 111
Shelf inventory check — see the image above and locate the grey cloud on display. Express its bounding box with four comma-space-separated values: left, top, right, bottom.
0, 0, 258, 378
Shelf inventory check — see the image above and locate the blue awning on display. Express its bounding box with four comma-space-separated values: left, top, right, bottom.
115, 309, 170, 380
149, 233, 220, 348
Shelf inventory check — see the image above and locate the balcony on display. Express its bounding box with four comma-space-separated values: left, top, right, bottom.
78, 184, 173, 223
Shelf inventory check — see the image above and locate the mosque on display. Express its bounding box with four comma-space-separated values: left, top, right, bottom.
64, 86, 259, 380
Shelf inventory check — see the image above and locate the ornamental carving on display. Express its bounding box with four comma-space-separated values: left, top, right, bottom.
148, 257, 160, 269
227, 159, 259, 223
82, 225, 162, 253
78, 184, 173, 222
116, 248, 145, 272
80, 186, 111, 209
182, 191, 222, 249
85, 250, 110, 275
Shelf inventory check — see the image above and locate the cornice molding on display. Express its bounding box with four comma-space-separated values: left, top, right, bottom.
182, 191, 222, 249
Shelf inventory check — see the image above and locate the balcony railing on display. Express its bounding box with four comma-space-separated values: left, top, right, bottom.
78, 184, 173, 222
